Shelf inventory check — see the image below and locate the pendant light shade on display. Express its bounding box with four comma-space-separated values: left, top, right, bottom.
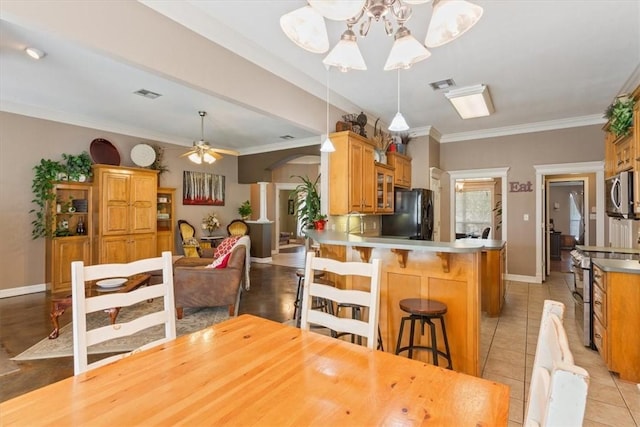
384, 26, 431, 71
425, 0, 483, 48
389, 70, 409, 132
322, 27, 367, 72
280, 6, 330, 53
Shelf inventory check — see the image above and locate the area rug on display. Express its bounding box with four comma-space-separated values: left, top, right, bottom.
0, 345, 19, 376
12, 300, 229, 361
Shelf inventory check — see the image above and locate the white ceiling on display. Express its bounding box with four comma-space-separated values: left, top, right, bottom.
1, 1, 639, 156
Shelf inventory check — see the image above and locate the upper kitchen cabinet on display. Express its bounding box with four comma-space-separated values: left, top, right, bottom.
386, 152, 412, 188
92, 165, 158, 264
604, 85, 639, 178
329, 131, 376, 215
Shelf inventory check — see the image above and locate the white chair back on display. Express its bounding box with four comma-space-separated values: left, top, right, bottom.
525, 300, 589, 427
72, 251, 176, 375
300, 252, 381, 349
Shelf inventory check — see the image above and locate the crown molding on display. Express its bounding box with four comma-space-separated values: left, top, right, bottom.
438, 114, 607, 143
240, 136, 320, 155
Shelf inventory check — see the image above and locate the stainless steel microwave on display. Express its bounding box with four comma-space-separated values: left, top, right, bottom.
606, 170, 634, 218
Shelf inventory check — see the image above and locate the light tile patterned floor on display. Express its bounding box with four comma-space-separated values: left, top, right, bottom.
482, 272, 640, 426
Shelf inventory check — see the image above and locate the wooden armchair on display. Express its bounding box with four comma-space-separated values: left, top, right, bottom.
178, 219, 214, 258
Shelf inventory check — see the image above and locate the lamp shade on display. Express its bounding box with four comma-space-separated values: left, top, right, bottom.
322, 28, 367, 71
202, 152, 216, 164
384, 27, 431, 71
425, 0, 483, 48
280, 6, 330, 53
388, 112, 409, 132
308, 0, 365, 20
188, 152, 203, 164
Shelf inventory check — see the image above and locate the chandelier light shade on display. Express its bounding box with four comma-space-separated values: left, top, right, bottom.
445, 84, 494, 119
425, 0, 484, 48
188, 152, 202, 164
280, 6, 329, 53
322, 26, 367, 72
308, 0, 366, 21
282, 0, 483, 71
384, 26, 431, 71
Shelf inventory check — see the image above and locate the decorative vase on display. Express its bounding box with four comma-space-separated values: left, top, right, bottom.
314, 219, 327, 231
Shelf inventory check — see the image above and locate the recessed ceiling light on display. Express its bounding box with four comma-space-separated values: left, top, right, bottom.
24, 47, 46, 60
133, 89, 162, 99
429, 78, 455, 90
445, 84, 494, 119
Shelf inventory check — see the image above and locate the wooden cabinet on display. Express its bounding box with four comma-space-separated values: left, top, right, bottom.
92, 165, 158, 264
386, 152, 411, 188
156, 187, 175, 255
613, 134, 633, 173
45, 182, 92, 293
481, 245, 506, 317
375, 163, 395, 214
592, 264, 640, 382
329, 131, 376, 215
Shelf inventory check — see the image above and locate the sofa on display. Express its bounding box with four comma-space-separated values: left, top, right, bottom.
173, 244, 246, 319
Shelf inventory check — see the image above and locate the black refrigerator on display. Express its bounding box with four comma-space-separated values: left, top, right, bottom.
381, 188, 434, 240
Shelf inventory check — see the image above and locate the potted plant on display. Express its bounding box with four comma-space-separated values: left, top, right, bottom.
62, 151, 93, 182
604, 95, 635, 138
30, 158, 65, 239
238, 200, 252, 220
290, 175, 321, 231
313, 213, 328, 231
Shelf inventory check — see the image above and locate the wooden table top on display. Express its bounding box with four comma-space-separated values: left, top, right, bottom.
1, 315, 509, 426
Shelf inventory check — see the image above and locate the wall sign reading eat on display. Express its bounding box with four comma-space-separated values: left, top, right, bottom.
509, 181, 533, 192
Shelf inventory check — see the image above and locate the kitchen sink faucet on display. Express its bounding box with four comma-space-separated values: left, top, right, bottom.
346, 211, 364, 235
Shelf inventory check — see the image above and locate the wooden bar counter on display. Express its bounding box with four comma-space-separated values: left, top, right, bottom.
306, 230, 486, 377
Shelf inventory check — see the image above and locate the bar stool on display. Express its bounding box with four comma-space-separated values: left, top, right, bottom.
333, 303, 384, 351
395, 298, 453, 369
293, 269, 325, 327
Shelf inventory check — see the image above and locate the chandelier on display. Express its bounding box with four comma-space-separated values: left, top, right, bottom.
280, 0, 483, 72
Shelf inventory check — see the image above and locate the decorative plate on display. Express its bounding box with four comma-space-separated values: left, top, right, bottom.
131, 143, 156, 167
96, 278, 127, 288
90, 138, 121, 165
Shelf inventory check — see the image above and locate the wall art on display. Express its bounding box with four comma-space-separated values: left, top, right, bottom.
183, 171, 225, 205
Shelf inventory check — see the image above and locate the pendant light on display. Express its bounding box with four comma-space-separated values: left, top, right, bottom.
320, 67, 336, 152
388, 69, 409, 132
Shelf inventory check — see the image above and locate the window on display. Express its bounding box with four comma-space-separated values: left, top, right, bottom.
455, 182, 493, 236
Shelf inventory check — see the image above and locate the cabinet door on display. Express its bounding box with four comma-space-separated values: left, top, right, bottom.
101, 235, 130, 264
157, 231, 173, 256
130, 173, 157, 233
349, 141, 365, 212
375, 166, 394, 214
130, 233, 157, 261
51, 237, 90, 292
361, 143, 375, 213
102, 172, 129, 235
402, 158, 412, 187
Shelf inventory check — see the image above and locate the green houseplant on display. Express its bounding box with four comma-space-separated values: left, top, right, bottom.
238, 200, 252, 220
605, 96, 635, 138
62, 151, 93, 182
30, 158, 65, 239
290, 175, 321, 231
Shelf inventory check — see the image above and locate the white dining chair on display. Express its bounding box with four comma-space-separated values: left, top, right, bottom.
299, 252, 381, 349
524, 300, 589, 427
71, 251, 176, 375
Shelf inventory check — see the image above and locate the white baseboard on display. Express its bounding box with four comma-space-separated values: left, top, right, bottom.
505, 273, 541, 284
251, 257, 273, 264
0, 283, 46, 299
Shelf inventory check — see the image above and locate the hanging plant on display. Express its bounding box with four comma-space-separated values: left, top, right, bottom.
604, 96, 635, 138
30, 158, 64, 239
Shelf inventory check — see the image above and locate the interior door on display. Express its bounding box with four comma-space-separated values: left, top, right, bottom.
543, 179, 549, 278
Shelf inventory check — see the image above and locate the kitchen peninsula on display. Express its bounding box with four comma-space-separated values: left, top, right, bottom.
305, 230, 490, 376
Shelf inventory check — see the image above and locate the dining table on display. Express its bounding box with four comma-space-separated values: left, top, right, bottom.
1, 314, 510, 426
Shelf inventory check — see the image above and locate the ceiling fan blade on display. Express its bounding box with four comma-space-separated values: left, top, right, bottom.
210, 147, 240, 156
206, 149, 223, 161
179, 148, 197, 158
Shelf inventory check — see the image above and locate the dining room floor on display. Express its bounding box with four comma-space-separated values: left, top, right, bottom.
1, 247, 638, 425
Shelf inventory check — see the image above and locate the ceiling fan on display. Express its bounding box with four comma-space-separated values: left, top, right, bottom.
180, 111, 240, 164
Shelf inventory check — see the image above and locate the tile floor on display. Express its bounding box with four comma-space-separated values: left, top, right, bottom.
482, 271, 640, 426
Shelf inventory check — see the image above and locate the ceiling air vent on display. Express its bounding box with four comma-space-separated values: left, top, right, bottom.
133, 89, 162, 99
280, 135, 295, 140
429, 79, 455, 91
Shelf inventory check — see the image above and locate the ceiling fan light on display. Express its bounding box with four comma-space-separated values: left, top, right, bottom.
203, 152, 216, 164
280, 6, 329, 53
425, 0, 483, 48
188, 152, 202, 164
384, 27, 431, 71
388, 112, 409, 132
308, 0, 365, 20
320, 136, 336, 152
322, 29, 367, 72
24, 47, 46, 60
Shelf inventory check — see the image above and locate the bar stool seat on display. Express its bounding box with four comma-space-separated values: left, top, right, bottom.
395, 298, 453, 369
293, 269, 325, 327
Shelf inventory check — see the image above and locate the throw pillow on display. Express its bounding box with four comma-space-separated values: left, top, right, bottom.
208, 252, 231, 269
214, 236, 241, 259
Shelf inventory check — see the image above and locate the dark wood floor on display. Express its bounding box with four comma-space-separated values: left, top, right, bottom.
0, 260, 302, 403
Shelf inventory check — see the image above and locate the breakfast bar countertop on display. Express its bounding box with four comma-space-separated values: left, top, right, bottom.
591, 258, 640, 274
305, 230, 489, 253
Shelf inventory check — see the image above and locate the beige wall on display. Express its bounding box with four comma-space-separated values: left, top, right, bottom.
0, 112, 249, 292
440, 125, 604, 277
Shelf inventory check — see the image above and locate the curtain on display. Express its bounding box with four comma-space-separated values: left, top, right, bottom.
569, 191, 584, 244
